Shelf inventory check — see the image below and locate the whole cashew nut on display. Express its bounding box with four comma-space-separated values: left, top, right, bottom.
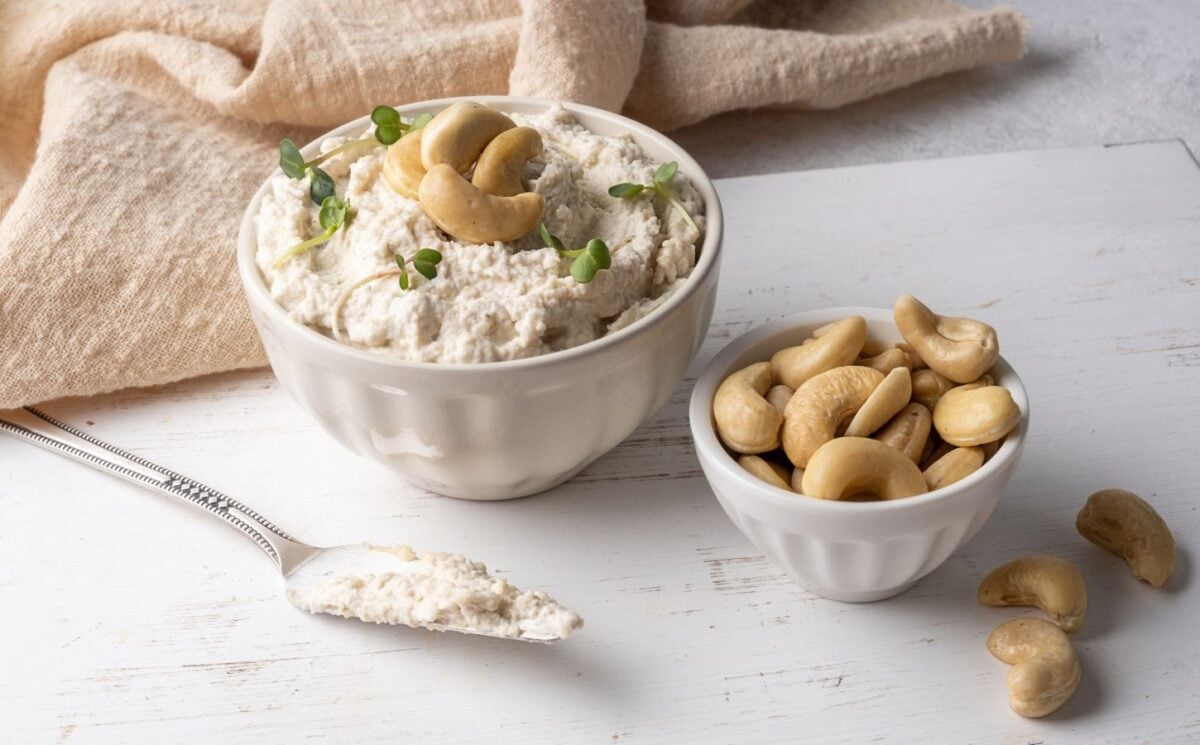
856, 348, 911, 374
933, 385, 1020, 447
986, 618, 1081, 718
978, 555, 1088, 633
919, 433, 941, 467
713, 362, 783, 454
782, 365, 883, 467
790, 467, 805, 494
897, 342, 926, 370
894, 295, 999, 384
766, 384, 794, 414
911, 369, 956, 411
1076, 488, 1176, 588
418, 164, 544, 244
382, 129, 425, 200
770, 317, 868, 389
800, 437, 929, 501
859, 338, 896, 358
922, 446, 984, 490
420, 101, 516, 173
471, 126, 543, 197
873, 402, 932, 463
844, 367, 911, 437
738, 455, 792, 491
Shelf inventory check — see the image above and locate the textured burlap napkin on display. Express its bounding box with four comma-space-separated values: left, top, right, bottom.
0, 0, 1026, 408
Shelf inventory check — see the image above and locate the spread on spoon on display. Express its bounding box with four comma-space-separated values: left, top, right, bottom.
286, 544, 583, 641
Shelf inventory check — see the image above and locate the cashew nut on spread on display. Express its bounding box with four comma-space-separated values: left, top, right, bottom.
714, 296, 1016, 501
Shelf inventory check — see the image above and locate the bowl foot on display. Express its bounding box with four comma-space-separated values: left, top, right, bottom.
802, 580, 918, 603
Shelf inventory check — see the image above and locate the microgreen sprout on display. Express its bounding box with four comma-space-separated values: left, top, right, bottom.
273, 196, 351, 268
278, 106, 431, 205
330, 247, 443, 341
539, 223, 611, 283
608, 161, 699, 235
393, 248, 444, 290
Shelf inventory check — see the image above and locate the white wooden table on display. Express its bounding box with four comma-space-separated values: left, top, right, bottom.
3, 141, 1198, 744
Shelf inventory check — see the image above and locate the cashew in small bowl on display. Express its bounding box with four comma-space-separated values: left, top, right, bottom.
1077, 488, 1176, 588
911, 368, 956, 412
856, 348, 910, 374
933, 384, 1020, 447
770, 316, 867, 389
766, 384, 794, 414
471, 126, 543, 197
420, 101, 516, 173
844, 367, 911, 437
790, 466, 805, 494
873, 403, 932, 463
859, 337, 895, 358
382, 129, 425, 199
986, 617, 1080, 718
894, 295, 998, 384
738, 455, 792, 491
922, 446, 984, 490
782, 365, 883, 468
418, 164, 544, 244
713, 362, 783, 454
800, 437, 928, 501
977, 555, 1088, 633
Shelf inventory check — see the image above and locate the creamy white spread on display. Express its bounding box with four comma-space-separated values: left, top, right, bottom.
286, 545, 583, 641
255, 105, 703, 363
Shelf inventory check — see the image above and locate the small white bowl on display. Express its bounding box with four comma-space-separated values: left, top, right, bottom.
237, 96, 723, 500
689, 307, 1028, 602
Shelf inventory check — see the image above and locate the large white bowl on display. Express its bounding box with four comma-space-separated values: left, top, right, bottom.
689, 308, 1028, 602
237, 96, 723, 500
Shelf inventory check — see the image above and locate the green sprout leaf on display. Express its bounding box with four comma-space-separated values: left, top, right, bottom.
371, 105, 405, 145
279, 139, 306, 179
391, 248, 442, 289
413, 247, 443, 280
585, 239, 611, 270
571, 253, 599, 283
309, 167, 336, 205
608, 182, 645, 199
409, 112, 434, 131
609, 161, 699, 236
318, 196, 350, 231
652, 161, 678, 188
539, 222, 565, 251
272, 196, 352, 268
414, 247, 442, 265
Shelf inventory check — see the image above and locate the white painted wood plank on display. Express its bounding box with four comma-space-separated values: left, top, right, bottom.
2, 141, 1198, 744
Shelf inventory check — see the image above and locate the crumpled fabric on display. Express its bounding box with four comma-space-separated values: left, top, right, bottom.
0, 0, 1026, 407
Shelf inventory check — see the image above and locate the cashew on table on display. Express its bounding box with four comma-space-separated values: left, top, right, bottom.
987, 618, 1081, 718
713, 295, 1015, 500
382, 100, 545, 244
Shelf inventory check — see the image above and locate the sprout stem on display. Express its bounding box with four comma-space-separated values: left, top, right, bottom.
273, 226, 337, 268
331, 269, 401, 341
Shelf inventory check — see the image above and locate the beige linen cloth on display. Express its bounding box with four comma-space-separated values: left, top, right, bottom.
0, 0, 1026, 408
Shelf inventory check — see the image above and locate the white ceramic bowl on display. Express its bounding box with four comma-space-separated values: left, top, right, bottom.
689, 308, 1028, 602
237, 96, 722, 500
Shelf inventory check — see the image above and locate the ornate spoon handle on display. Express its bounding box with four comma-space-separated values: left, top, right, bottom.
0, 407, 314, 572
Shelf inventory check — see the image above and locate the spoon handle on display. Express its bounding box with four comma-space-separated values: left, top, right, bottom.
0, 406, 311, 571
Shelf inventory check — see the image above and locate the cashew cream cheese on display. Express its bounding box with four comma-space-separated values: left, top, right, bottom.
254, 104, 703, 363
286, 545, 583, 641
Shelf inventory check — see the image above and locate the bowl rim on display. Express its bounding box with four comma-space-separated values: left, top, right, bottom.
688, 306, 1029, 514
236, 94, 723, 374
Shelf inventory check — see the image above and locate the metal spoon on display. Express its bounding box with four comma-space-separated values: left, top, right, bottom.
0, 407, 578, 642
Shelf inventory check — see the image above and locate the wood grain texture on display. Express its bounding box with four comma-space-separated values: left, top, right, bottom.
2, 141, 1198, 743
